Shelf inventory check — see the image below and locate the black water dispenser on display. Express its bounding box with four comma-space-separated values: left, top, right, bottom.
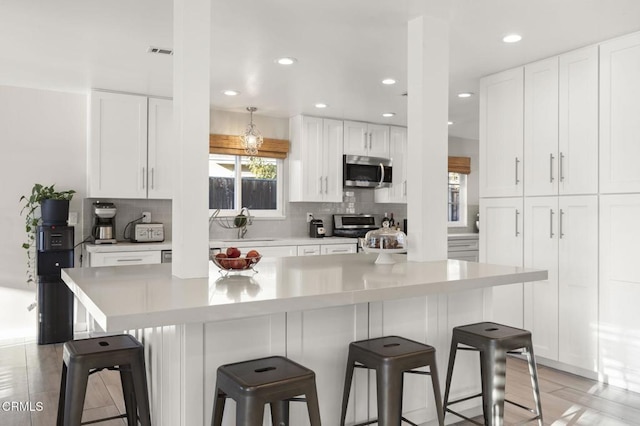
36, 225, 74, 344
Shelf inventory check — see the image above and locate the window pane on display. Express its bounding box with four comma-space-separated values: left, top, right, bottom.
241, 156, 277, 210
448, 172, 460, 222
209, 154, 235, 210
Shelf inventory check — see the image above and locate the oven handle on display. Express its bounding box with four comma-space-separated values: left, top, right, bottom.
379, 163, 385, 187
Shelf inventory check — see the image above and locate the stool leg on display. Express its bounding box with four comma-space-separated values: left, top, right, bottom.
377, 365, 403, 426
56, 363, 67, 426
339, 351, 356, 426
427, 355, 445, 426
443, 335, 460, 414
480, 348, 506, 426
524, 343, 544, 425
270, 400, 289, 426
211, 389, 226, 426
120, 366, 138, 425
236, 397, 264, 426
64, 362, 89, 426
130, 353, 152, 426
304, 380, 322, 426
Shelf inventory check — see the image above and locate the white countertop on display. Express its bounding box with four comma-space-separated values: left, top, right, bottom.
85, 241, 172, 253
208, 236, 358, 248
62, 254, 546, 332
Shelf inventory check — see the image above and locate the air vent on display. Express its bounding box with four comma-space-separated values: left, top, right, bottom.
401, 92, 408, 97
147, 46, 174, 56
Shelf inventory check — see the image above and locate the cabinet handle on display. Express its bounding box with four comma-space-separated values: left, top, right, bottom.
319, 176, 323, 195
550, 153, 555, 183
364, 133, 368, 151
515, 209, 520, 237
549, 209, 555, 238
117, 258, 144, 262
559, 209, 565, 239
560, 152, 565, 182
403, 180, 407, 196
151, 168, 155, 189
331, 249, 350, 253
142, 167, 146, 189
369, 133, 372, 150
515, 157, 520, 185
324, 176, 328, 194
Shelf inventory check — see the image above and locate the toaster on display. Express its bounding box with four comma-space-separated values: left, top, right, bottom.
132, 223, 165, 243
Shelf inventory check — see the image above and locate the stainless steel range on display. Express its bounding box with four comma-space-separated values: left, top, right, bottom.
332, 214, 380, 238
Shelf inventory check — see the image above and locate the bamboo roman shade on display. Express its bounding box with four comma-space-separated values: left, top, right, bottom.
209, 134, 290, 159
448, 156, 471, 174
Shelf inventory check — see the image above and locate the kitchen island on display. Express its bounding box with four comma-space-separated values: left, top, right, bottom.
62, 254, 546, 426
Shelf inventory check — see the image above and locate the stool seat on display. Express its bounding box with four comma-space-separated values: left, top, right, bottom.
212, 355, 321, 426
443, 322, 543, 426
57, 334, 151, 426
340, 336, 444, 426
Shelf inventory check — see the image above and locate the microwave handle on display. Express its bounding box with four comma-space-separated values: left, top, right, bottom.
378, 163, 385, 187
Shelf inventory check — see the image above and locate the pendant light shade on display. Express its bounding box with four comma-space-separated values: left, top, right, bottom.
241, 107, 263, 156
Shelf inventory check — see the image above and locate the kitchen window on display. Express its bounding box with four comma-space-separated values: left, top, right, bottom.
209, 154, 284, 218
448, 172, 467, 226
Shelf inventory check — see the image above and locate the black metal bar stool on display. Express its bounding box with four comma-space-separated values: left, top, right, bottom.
211, 355, 321, 426
443, 322, 543, 426
56, 334, 151, 426
339, 335, 444, 426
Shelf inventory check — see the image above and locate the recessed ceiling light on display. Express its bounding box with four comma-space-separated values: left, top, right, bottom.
222, 90, 240, 96
457, 92, 474, 98
503, 34, 522, 43
382, 78, 396, 85
382, 112, 395, 117
276, 57, 297, 65
315, 103, 328, 109
448, 121, 453, 125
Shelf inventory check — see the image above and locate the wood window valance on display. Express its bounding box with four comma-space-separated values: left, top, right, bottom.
209, 134, 290, 159
448, 156, 471, 174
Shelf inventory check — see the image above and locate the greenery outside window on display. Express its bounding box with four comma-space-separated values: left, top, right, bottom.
448, 172, 467, 227
209, 154, 284, 218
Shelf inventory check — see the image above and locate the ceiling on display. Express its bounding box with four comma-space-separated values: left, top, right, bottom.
2, 0, 640, 140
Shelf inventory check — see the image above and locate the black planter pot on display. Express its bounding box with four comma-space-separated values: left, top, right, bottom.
41, 199, 70, 226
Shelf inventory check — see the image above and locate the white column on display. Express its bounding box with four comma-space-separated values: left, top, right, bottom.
172, 0, 211, 278
407, 14, 449, 262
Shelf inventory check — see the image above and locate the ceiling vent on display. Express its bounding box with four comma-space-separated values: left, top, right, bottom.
401, 92, 408, 97
147, 46, 174, 56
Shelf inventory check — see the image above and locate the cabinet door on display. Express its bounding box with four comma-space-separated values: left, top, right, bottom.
321, 243, 357, 255
367, 123, 390, 158
480, 197, 524, 328
559, 46, 598, 195
147, 98, 173, 199
89, 91, 148, 198
558, 195, 598, 371
343, 120, 369, 156
90, 251, 161, 267
479, 68, 524, 198
524, 58, 559, 196
323, 119, 344, 202
289, 116, 323, 202
297, 245, 321, 256
599, 194, 640, 391
251, 245, 297, 258
600, 33, 640, 193
524, 196, 559, 360
375, 126, 407, 203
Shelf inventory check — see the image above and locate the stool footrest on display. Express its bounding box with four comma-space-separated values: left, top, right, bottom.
445, 407, 484, 426
352, 416, 419, 426
80, 413, 128, 425
445, 392, 483, 406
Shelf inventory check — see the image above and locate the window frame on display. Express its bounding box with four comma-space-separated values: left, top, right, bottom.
208, 154, 285, 219
448, 172, 468, 227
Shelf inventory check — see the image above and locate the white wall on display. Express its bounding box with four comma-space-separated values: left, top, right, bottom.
0, 86, 87, 341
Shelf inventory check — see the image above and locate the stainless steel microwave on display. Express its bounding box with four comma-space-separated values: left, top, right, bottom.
343, 155, 392, 188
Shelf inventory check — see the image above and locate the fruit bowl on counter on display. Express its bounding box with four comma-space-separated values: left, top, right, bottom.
211, 247, 262, 276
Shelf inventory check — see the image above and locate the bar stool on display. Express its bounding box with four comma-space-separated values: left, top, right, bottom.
211, 355, 321, 426
339, 335, 445, 426
56, 334, 151, 426
443, 322, 543, 426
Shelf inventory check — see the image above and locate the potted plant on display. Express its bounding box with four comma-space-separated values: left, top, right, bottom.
19, 183, 75, 284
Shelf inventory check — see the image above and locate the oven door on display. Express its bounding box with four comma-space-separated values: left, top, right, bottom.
343, 155, 392, 188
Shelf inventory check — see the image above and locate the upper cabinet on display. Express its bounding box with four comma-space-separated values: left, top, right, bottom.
524, 47, 598, 196
479, 67, 524, 198
88, 91, 173, 199
289, 115, 343, 202
375, 126, 407, 203
600, 32, 640, 194
343, 120, 390, 158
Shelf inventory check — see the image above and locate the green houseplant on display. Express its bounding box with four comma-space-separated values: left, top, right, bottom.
20, 183, 75, 284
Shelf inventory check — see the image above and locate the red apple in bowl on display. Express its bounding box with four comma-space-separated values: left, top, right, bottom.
228, 258, 248, 269
226, 247, 241, 258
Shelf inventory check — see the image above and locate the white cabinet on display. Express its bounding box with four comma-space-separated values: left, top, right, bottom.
249, 245, 297, 258
599, 194, 640, 391
89, 91, 173, 199
479, 68, 524, 198
343, 121, 389, 158
600, 32, 640, 194
297, 245, 321, 256
480, 197, 523, 328
447, 235, 479, 262
289, 116, 343, 202
375, 126, 407, 203
321, 243, 356, 255
89, 250, 161, 267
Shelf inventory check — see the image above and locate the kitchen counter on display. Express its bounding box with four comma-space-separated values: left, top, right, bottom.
208, 236, 358, 248
85, 241, 172, 253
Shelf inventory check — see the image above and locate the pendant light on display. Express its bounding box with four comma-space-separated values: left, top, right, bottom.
241, 107, 263, 156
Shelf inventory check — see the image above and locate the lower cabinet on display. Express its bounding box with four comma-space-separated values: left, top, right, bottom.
447, 235, 479, 261
321, 243, 357, 255
89, 250, 161, 267
249, 245, 297, 258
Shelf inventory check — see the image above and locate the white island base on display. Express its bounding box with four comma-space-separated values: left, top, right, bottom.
62, 254, 547, 426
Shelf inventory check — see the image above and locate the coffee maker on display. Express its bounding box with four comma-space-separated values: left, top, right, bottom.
92, 201, 117, 244
309, 218, 325, 238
